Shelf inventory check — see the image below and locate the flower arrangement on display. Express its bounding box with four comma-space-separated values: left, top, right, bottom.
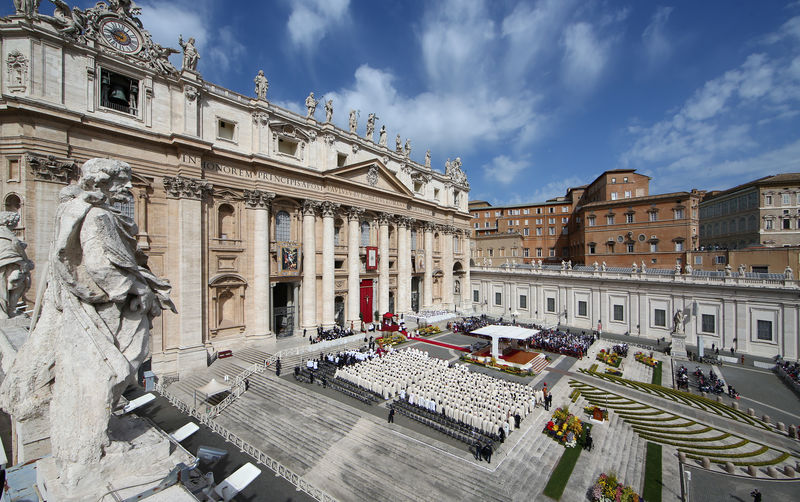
418, 325, 441, 336
589, 473, 641, 502
596, 349, 622, 367
543, 406, 583, 447
376, 333, 406, 346
605, 368, 623, 377
634, 351, 659, 368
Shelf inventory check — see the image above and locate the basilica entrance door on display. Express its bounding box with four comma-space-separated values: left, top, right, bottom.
360, 279, 373, 323
411, 277, 420, 312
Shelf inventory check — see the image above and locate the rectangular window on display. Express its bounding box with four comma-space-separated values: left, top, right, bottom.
473, 290, 479, 302
484, 222, 490, 228
218, 119, 236, 141
624, 191, 631, 198
675, 241, 684, 252
488, 249, 494, 257
783, 194, 791, 205
548, 217, 555, 224
536, 208, 542, 214
536, 227, 542, 236
765, 195, 772, 206
694, 256, 702, 265
757, 320, 773, 340
578, 301, 588, 317
7, 158, 19, 182
752, 265, 768, 274
611, 178, 616, 184
523, 248, 530, 257
701, 314, 715, 333
485, 211, 490, 217
524, 209, 529, 215
562, 217, 568, 224
649, 212, 657, 222
549, 248, 555, 257
606, 215, 615, 225
277, 137, 298, 155
549, 207, 555, 213
474, 222, 479, 229
536, 248, 542, 257
100, 68, 139, 116
674, 208, 684, 219
548, 227, 555, 235
589, 244, 596, 254
613, 304, 624, 321
783, 219, 791, 230
654, 309, 666, 327
523, 228, 530, 236
536, 218, 543, 224
623, 177, 628, 183
562, 206, 569, 212
519, 295, 527, 309
611, 192, 618, 200
627, 243, 634, 253
765, 219, 773, 230
650, 243, 657, 252
587, 216, 596, 227
547, 298, 555, 312
524, 219, 529, 225
626, 213, 634, 223
715, 255, 725, 264
495, 292, 502, 306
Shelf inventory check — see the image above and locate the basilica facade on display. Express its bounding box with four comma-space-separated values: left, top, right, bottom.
0, 2, 472, 376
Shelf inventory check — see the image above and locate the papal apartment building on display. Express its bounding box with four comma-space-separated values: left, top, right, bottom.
0, 3, 472, 376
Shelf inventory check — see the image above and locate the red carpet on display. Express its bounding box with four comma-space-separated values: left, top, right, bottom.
408, 336, 470, 352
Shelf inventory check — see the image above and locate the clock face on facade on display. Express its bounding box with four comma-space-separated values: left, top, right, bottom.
99, 19, 142, 54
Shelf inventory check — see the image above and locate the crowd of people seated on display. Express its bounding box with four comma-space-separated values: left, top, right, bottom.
450, 315, 491, 333
307, 325, 355, 344
778, 358, 800, 383
335, 348, 537, 438
611, 343, 629, 357
528, 329, 594, 358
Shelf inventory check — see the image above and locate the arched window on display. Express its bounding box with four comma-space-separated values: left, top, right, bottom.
218, 204, 235, 239
4, 194, 21, 213
113, 197, 135, 220
275, 210, 291, 241
361, 221, 370, 246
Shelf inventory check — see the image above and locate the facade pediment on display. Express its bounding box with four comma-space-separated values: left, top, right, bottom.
326, 160, 414, 198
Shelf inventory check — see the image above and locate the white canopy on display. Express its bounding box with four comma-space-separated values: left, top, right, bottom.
196, 378, 231, 399
472, 325, 540, 341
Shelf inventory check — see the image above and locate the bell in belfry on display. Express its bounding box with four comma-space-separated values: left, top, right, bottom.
109, 84, 128, 104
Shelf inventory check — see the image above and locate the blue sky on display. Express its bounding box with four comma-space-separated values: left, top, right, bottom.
7, 1, 800, 205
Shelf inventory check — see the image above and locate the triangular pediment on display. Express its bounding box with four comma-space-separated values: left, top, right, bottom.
326, 160, 414, 197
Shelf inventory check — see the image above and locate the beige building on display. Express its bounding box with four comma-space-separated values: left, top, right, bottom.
471, 232, 523, 268
699, 173, 800, 249
0, 5, 472, 377
687, 247, 800, 280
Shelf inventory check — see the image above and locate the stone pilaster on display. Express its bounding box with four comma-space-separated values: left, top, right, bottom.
423, 222, 434, 309
378, 212, 391, 315
346, 206, 364, 324
462, 233, 472, 311
397, 217, 411, 314
244, 189, 275, 338
442, 225, 455, 310
301, 199, 318, 329
320, 201, 339, 328
163, 175, 212, 375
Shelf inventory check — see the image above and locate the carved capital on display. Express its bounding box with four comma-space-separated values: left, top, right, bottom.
396, 216, 413, 228
423, 221, 436, 233
27, 153, 78, 183
243, 189, 275, 209
252, 111, 269, 126
324, 134, 336, 146
163, 175, 212, 199
346, 206, 364, 221
302, 199, 319, 216
184, 85, 199, 102
320, 200, 340, 218
377, 212, 393, 226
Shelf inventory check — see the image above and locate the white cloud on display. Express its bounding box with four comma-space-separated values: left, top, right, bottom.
561, 22, 611, 92
287, 0, 349, 51
207, 26, 246, 74
641, 6, 673, 69
764, 15, 800, 44
481, 156, 530, 185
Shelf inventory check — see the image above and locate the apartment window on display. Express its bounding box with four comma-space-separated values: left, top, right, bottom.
783, 194, 791, 205
675, 241, 684, 252
548, 217, 555, 224
473, 290, 479, 302
623, 177, 628, 183
495, 211, 502, 217
650, 243, 657, 252
578, 301, 588, 317
523, 248, 530, 257
536, 218, 543, 224
765, 195, 772, 206
611, 177, 616, 184
715, 255, 726, 264
524, 209, 529, 215
587, 216, 596, 227
548, 227, 555, 235
523, 228, 530, 236
627, 243, 634, 253
561, 217, 568, 224
474, 222, 479, 229
654, 309, 666, 327
536, 248, 542, 257
218, 119, 237, 141
519, 295, 527, 309
549, 248, 555, 257
613, 304, 624, 321
562, 206, 569, 213
701, 314, 715, 333
757, 320, 773, 341
626, 213, 634, 223
589, 244, 596, 254
611, 192, 618, 200
484, 221, 490, 228
624, 191, 631, 198
606, 215, 615, 225
488, 248, 494, 257
100, 68, 139, 116
674, 208, 684, 219
536, 208, 542, 214
549, 207, 555, 213
524, 219, 529, 225
536, 227, 542, 236
649, 212, 657, 222
495, 292, 502, 306
485, 211, 490, 217
547, 297, 555, 312
783, 219, 791, 230
694, 256, 702, 265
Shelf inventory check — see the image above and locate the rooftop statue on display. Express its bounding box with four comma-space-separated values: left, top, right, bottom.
178, 34, 199, 71
379, 125, 387, 147
349, 109, 358, 133
395, 134, 402, 152
306, 92, 318, 118
325, 99, 334, 123
404, 138, 411, 157
425, 149, 431, 168
254, 70, 269, 100
366, 113, 378, 141
0, 158, 175, 483
0, 211, 33, 319
13, 0, 40, 17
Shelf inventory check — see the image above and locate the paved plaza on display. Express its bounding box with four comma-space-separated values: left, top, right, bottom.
157, 323, 800, 501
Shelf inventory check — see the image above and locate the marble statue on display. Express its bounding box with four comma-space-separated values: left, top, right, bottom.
254, 70, 269, 100
366, 113, 378, 140
404, 138, 412, 157
379, 125, 387, 147
51, 0, 85, 37
673, 309, 684, 334
738, 264, 746, 276
0, 211, 33, 319
325, 99, 333, 123
349, 109, 357, 133
13, 0, 40, 17
425, 149, 431, 168
0, 158, 175, 482
178, 35, 199, 71
306, 92, 318, 118
396, 134, 402, 152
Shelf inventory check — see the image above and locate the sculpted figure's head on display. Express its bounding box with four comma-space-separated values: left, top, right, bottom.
0, 211, 20, 229
78, 158, 133, 204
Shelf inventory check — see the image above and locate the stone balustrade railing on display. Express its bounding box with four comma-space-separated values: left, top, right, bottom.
471, 264, 798, 289
206, 360, 267, 417
155, 382, 337, 502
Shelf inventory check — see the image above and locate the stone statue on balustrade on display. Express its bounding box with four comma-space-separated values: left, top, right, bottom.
0, 211, 33, 319
672, 309, 685, 334
366, 113, 378, 140
325, 99, 334, 123
404, 138, 412, 157
178, 34, 199, 71
379, 125, 387, 147
254, 70, 269, 100
306, 92, 319, 118
13, 0, 40, 17
396, 134, 403, 152
0, 158, 176, 485
349, 109, 358, 133
425, 149, 431, 168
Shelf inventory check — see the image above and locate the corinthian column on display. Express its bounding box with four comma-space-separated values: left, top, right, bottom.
423, 222, 434, 309
346, 206, 364, 325
320, 201, 339, 328
378, 212, 391, 315
245, 189, 275, 337
462, 232, 472, 311
397, 217, 411, 314
301, 200, 318, 329
443, 225, 455, 309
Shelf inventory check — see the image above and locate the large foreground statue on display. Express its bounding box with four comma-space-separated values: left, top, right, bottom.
0, 211, 33, 318
0, 158, 175, 482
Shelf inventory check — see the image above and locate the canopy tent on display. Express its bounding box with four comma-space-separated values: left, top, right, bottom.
471, 324, 540, 359
194, 378, 231, 408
